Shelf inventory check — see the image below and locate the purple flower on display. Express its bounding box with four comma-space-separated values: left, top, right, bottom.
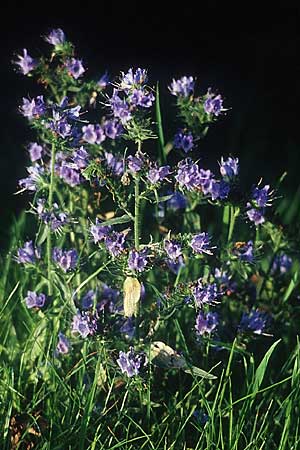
195, 311, 218, 335
210, 180, 230, 200
247, 208, 265, 225
56, 332, 70, 355
117, 347, 144, 377
104, 152, 124, 176
66, 58, 85, 79
129, 89, 155, 108
104, 119, 123, 139
128, 248, 149, 272
127, 153, 144, 173
72, 311, 98, 338
52, 247, 78, 272
239, 309, 270, 335
16, 241, 41, 264
234, 240, 254, 263
166, 191, 187, 210
191, 232, 214, 255
45, 28, 65, 46
90, 219, 111, 243
28, 142, 43, 162
252, 184, 272, 208
120, 68, 148, 90
15, 49, 37, 75
109, 90, 131, 123
72, 147, 89, 169
59, 163, 81, 186
97, 284, 120, 313
147, 165, 170, 184
271, 254, 292, 275
104, 231, 126, 257
97, 71, 109, 88
174, 130, 194, 153
169, 76, 194, 97
25, 291, 46, 309
21, 96, 46, 119
175, 158, 200, 191
82, 124, 106, 144
192, 280, 219, 307
164, 239, 182, 260
120, 317, 135, 339
167, 255, 185, 275
204, 89, 225, 116
198, 168, 214, 195
81, 290, 96, 309
220, 156, 239, 178
37, 201, 68, 231
19, 164, 45, 191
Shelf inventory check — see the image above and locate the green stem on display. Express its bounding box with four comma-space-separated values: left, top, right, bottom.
47, 141, 56, 296
134, 141, 142, 250
134, 177, 140, 250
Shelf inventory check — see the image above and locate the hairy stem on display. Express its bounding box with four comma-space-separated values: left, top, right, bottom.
134, 177, 140, 250
134, 141, 142, 250
47, 141, 56, 296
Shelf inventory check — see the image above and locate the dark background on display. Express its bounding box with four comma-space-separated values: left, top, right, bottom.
1, 3, 300, 247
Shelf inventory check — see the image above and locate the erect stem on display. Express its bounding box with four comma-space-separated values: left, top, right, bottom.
134, 141, 142, 250
134, 177, 140, 250
47, 141, 56, 296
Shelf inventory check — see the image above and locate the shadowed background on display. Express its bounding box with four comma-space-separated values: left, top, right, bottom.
1, 3, 300, 248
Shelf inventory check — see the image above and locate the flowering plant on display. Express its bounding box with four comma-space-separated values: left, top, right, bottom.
3, 28, 299, 448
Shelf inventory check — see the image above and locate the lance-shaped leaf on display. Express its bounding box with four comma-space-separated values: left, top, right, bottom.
123, 276, 141, 317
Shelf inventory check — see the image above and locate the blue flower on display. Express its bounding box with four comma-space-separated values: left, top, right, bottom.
104, 231, 126, 257
210, 180, 230, 200
166, 191, 187, 210
81, 290, 96, 309
127, 153, 144, 173
195, 311, 218, 335
58, 162, 81, 186
129, 89, 155, 108
109, 90, 132, 123
204, 88, 225, 116
19, 164, 45, 191
192, 280, 219, 307
117, 347, 145, 377
104, 152, 124, 176
16, 241, 41, 264
52, 247, 78, 272
120, 68, 148, 90
45, 29, 65, 46
252, 184, 272, 208
72, 311, 98, 338
164, 239, 182, 261
72, 147, 89, 169
190, 232, 215, 255
175, 158, 200, 191
239, 309, 270, 335
56, 332, 70, 355
66, 58, 85, 79
25, 291, 46, 309
247, 208, 265, 225
174, 130, 194, 153
28, 142, 43, 162
15, 49, 37, 75
90, 219, 111, 243
147, 165, 170, 184
128, 248, 149, 272
103, 119, 123, 139
271, 254, 292, 275
20, 96, 46, 119
234, 241, 254, 263
82, 124, 106, 144
169, 76, 194, 97
220, 156, 239, 179
97, 71, 109, 88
